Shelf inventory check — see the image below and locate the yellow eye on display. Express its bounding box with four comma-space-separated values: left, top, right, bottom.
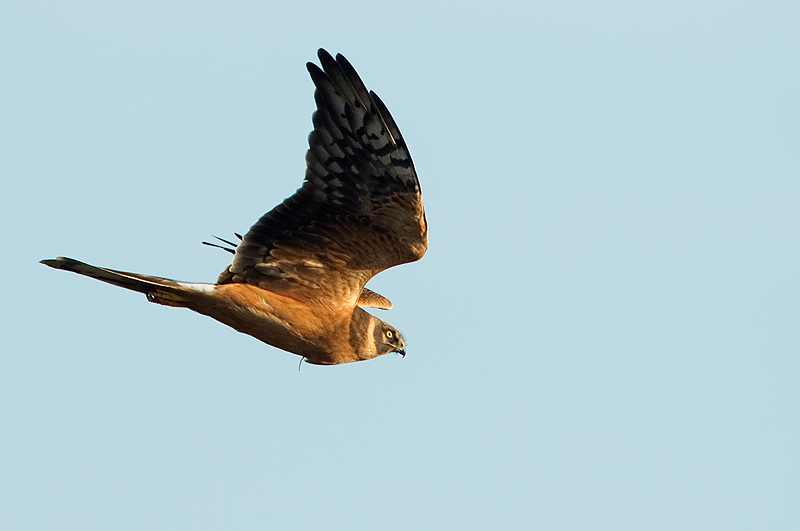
386, 330, 393, 339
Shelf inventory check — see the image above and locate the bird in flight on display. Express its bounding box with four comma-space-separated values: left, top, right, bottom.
41, 49, 427, 365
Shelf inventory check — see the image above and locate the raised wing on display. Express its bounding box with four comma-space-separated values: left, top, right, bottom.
217, 49, 427, 308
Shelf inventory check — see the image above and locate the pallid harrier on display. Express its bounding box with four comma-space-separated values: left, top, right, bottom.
41, 49, 427, 365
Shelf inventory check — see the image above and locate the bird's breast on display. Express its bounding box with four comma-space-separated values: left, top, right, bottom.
188, 283, 346, 363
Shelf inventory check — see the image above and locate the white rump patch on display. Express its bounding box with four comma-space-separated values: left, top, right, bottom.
178, 282, 218, 293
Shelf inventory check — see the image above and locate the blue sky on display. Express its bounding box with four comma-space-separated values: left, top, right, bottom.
2, 1, 799, 529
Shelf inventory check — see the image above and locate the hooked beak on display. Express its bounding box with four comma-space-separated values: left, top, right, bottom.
396, 338, 406, 358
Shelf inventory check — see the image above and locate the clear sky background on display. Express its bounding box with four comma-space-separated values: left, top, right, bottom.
2, 1, 798, 529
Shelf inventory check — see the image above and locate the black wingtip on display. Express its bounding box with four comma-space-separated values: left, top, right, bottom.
202, 241, 236, 255
317, 48, 334, 63
316, 48, 339, 78
334, 52, 356, 74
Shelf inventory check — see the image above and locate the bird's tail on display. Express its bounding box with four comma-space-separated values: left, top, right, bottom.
40, 256, 201, 307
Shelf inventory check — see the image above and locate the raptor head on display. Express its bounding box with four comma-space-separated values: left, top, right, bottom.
375, 321, 406, 358
348, 307, 407, 362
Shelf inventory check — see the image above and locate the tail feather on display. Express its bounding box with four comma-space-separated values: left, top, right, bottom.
40, 256, 195, 307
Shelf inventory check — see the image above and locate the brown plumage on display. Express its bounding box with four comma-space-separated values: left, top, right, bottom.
41, 49, 427, 365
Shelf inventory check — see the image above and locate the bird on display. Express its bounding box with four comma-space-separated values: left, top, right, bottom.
41, 49, 427, 366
